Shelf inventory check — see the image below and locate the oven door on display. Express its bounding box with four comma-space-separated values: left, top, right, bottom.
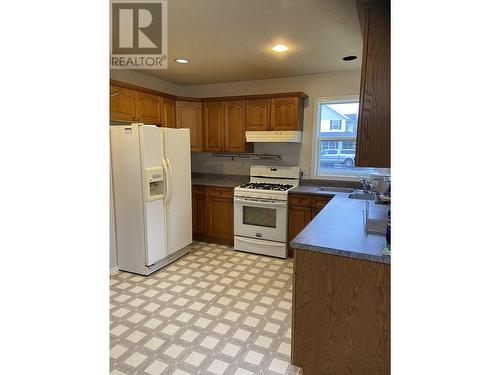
234, 197, 287, 242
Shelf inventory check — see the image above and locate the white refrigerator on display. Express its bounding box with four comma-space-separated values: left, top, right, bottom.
110, 123, 192, 275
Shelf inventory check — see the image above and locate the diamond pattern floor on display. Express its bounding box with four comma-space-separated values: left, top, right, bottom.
110, 241, 302, 375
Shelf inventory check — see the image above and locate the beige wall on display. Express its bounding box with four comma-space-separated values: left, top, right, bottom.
110, 70, 183, 95
183, 70, 361, 178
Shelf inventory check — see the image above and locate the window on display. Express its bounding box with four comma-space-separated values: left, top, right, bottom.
312, 98, 377, 179
320, 140, 338, 152
341, 141, 356, 150
329, 120, 341, 131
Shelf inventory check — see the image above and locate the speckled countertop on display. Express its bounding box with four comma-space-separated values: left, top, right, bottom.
191, 173, 248, 188
289, 185, 339, 197
290, 187, 390, 265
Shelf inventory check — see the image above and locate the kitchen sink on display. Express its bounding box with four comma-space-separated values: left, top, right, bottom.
315, 187, 354, 193
348, 192, 376, 201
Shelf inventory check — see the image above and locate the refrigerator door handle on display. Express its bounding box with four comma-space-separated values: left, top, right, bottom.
165, 158, 173, 204
161, 158, 169, 206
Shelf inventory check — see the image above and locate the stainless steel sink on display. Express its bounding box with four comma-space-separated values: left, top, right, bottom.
348, 192, 376, 201
315, 187, 354, 193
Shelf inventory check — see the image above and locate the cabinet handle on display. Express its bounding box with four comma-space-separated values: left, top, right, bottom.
110, 93, 119, 97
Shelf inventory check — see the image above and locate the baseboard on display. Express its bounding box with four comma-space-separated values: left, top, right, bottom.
110, 266, 119, 275
193, 234, 234, 246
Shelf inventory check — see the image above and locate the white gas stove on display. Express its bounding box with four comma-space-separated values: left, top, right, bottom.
233, 166, 300, 258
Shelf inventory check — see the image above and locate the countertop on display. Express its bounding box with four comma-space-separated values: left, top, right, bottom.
290, 189, 390, 264
191, 173, 249, 188
289, 185, 338, 197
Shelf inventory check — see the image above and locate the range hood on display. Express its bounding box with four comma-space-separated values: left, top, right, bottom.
245, 131, 302, 143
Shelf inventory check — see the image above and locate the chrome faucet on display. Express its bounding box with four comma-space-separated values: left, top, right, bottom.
359, 178, 373, 193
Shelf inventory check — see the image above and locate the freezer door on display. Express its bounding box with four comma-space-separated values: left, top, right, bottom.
140, 125, 167, 266
163, 128, 192, 256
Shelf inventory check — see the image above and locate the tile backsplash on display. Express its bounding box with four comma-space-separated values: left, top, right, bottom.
191, 143, 302, 176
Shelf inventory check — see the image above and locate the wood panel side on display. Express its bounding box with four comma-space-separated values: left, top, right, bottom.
355, 1, 390, 167
292, 249, 390, 374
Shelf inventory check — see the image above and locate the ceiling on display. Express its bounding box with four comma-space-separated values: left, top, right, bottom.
140, 0, 362, 85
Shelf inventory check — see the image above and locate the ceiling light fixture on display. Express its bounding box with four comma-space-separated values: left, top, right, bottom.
175, 58, 189, 64
342, 55, 358, 61
272, 44, 289, 53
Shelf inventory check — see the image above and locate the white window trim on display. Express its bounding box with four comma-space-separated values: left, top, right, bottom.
310, 95, 386, 181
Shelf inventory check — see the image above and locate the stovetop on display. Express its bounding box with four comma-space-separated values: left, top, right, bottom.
239, 182, 294, 192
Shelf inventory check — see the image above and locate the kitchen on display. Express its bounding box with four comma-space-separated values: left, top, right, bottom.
109, 0, 390, 373
3, 0, 498, 375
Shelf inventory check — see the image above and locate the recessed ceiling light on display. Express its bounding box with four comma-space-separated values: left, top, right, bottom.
175, 58, 189, 64
272, 44, 289, 53
342, 55, 358, 61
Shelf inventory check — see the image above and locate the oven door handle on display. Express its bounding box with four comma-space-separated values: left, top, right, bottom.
234, 197, 287, 208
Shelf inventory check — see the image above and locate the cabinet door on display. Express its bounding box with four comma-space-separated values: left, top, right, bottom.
225, 100, 251, 152
245, 99, 270, 131
203, 101, 225, 152
312, 195, 333, 217
288, 205, 312, 244
161, 97, 176, 128
355, 0, 390, 168
136, 92, 162, 124
176, 101, 203, 152
192, 186, 208, 235
312, 207, 323, 218
271, 97, 301, 131
110, 85, 136, 121
208, 197, 234, 240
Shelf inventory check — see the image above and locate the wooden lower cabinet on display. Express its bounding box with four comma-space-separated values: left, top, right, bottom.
292, 249, 390, 374
287, 193, 333, 255
192, 185, 234, 245
208, 197, 233, 241
288, 205, 312, 245
192, 186, 209, 235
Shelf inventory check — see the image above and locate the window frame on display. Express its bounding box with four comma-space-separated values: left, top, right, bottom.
310, 96, 383, 181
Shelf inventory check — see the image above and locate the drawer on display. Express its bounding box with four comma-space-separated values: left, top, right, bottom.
208, 187, 233, 199
312, 195, 333, 208
289, 194, 312, 207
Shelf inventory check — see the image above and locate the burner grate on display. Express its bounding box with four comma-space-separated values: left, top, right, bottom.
239, 182, 293, 191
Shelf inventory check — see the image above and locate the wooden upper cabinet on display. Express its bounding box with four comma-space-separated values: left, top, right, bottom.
203, 101, 225, 152
136, 92, 161, 124
355, 0, 390, 168
161, 97, 176, 128
245, 99, 270, 131
270, 97, 303, 131
176, 101, 203, 152
110, 85, 136, 122
225, 100, 252, 153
